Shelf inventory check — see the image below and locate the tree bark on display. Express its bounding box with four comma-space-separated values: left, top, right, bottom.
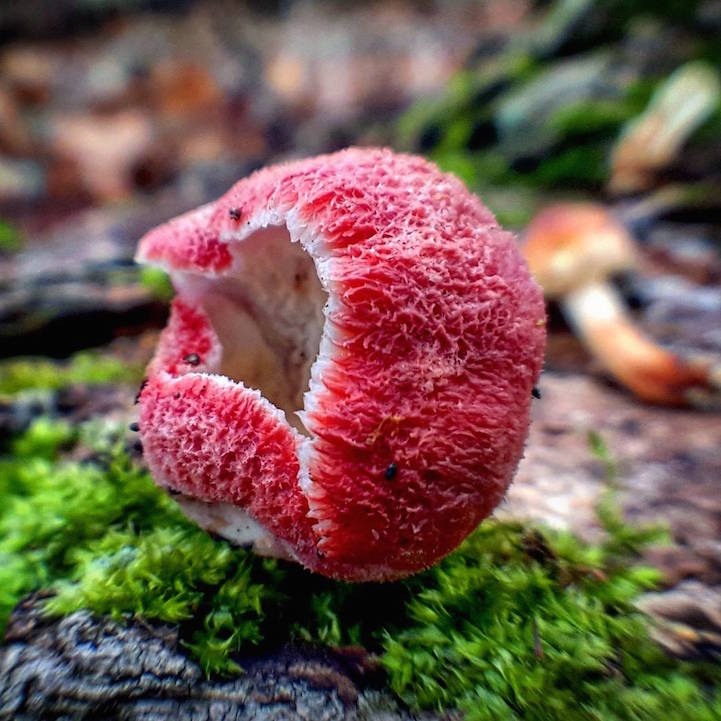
0, 594, 446, 721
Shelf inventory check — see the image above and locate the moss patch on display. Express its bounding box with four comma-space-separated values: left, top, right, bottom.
0, 351, 143, 396
0, 419, 719, 718
138, 266, 174, 302
0, 219, 22, 254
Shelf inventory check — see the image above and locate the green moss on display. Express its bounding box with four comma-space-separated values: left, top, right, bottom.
139, 266, 174, 302
396, 26, 721, 197
0, 351, 143, 396
476, 186, 542, 230
588, 429, 619, 483
528, 145, 609, 187
0, 219, 22, 254
547, 98, 634, 138
1, 419, 719, 716
598, 0, 704, 27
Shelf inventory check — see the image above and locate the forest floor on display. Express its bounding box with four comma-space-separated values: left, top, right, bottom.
1, 2, 720, 719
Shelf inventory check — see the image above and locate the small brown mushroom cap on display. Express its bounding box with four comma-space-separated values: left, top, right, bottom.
523, 201, 721, 407
523, 203, 636, 297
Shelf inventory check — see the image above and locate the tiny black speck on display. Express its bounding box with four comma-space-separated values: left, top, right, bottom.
128, 422, 140, 432
532, 386, 542, 399
228, 207, 242, 221
385, 463, 397, 480
184, 353, 200, 365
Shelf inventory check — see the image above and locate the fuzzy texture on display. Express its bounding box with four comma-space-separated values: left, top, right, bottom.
137, 147, 546, 581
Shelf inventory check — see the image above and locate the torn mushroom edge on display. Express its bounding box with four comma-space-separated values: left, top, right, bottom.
135, 203, 342, 549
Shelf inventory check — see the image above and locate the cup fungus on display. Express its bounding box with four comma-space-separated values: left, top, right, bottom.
136, 147, 546, 581
524, 202, 721, 407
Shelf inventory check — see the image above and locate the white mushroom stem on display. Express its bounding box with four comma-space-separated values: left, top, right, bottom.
176, 495, 296, 561
561, 280, 721, 407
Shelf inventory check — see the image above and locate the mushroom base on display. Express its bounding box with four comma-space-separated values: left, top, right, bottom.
176, 494, 297, 561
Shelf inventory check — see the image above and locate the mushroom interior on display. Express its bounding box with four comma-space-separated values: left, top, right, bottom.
174, 225, 328, 434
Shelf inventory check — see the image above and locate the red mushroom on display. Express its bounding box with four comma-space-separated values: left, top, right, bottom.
136, 147, 546, 581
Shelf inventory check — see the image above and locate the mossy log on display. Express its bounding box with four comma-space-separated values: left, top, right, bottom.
0, 594, 445, 721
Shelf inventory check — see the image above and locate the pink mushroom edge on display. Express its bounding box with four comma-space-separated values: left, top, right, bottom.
135, 147, 546, 582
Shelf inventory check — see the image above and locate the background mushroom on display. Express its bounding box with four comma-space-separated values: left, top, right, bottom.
136, 147, 546, 582
609, 62, 720, 195
523, 202, 720, 406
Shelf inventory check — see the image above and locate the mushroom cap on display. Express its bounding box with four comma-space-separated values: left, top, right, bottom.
136, 147, 546, 581
523, 202, 636, 298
